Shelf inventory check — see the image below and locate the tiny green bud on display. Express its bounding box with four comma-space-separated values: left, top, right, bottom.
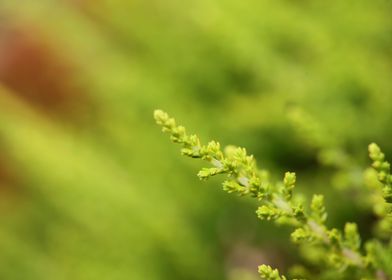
310, 194, 327, 223
197, 167, 224, 180
153, 109, 169, 124
291, 228, 312, 243
258, 264, 287, 280
257, 205, 282, 220
344, 222, 360, 251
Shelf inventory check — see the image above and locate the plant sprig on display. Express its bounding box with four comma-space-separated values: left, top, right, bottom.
369, 143, 392, 204
154, 110, 386, 279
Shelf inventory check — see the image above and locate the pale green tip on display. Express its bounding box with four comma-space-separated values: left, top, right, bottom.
154, 109, 169, 124
368, 143, 380, 154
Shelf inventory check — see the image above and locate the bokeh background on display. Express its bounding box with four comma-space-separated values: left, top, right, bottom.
0, 0, 391, 279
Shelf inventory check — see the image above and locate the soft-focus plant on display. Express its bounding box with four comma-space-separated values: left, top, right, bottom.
154, 110, 392, 280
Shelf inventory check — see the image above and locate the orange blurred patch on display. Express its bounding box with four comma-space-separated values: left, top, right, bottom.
0, 152, 18, 194
0, 24, 92, 119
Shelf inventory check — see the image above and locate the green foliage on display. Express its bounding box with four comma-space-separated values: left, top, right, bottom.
155, 110, 392, 280
369, 143, 392, 203
258, 265, 287, 280
1, 0, 392, 279
368, 143, 392, 240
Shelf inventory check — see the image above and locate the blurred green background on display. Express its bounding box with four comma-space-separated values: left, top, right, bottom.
0, 0, 391, 279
